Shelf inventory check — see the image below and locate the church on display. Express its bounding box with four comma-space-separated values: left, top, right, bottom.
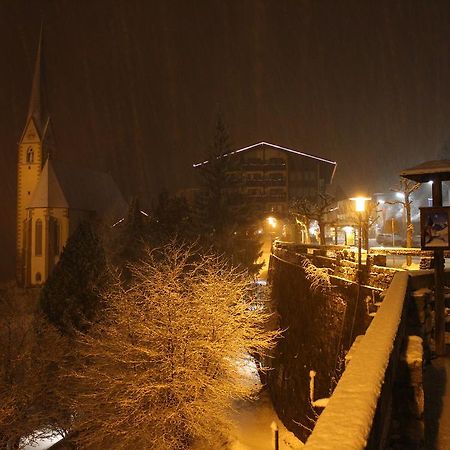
16, 32, 125, 287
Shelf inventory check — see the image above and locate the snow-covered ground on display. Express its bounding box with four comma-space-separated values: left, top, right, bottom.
24, 358, 303, 450
193, 357, 304, 450
24, 436, 63, 450
225, 390, 304, 450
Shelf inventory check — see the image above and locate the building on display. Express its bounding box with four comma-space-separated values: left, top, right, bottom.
16, 32, 125, 287
193, 141, 336, 216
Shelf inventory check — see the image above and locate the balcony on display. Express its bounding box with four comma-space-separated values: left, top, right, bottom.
265, 158, 286, 170
246, 179, 265, 187
265, 178, 286, 187
243, 158, 264, 171
267, 193, 287, 202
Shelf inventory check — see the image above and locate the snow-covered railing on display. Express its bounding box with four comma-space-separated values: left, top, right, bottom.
303, 271, 409, 450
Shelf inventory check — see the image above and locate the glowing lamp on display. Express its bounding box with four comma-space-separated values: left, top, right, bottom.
267, 216, 277, 228
350, 196, 371, 212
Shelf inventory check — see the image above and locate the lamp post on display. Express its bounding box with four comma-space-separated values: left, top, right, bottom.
350, 197, 371, 280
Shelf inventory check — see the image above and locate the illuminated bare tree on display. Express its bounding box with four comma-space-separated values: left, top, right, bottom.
387, 179, 420, 262
291, 194, 336, 245
389, 179, 420, 247
66, 243, 279, 450
362, 200, 381, 251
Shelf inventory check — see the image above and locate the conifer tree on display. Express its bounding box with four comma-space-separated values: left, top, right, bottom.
114, 197, 148, 265
196, 116, 263, 275
149, 190, 194, 245
40, 221, 106, 335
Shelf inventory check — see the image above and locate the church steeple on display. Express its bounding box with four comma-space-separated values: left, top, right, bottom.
16, 26, 49, 285
26, 24, 43, 131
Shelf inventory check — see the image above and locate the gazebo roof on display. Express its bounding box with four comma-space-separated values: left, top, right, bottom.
400, 160, 450, 182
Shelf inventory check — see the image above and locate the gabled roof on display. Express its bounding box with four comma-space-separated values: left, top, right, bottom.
193, 141, 337, 183
400, 160, 450, 182
192, 141, 337, 168
28, 158, 68, 208
28, 158, 126, 218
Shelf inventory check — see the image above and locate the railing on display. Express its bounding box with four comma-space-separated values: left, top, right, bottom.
303, 271, 410, 450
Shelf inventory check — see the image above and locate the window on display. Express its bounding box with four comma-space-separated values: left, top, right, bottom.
26, 147, 34, 163
35, 219, 42, 256
35, 272, 42, 283
50, 218, 60, 256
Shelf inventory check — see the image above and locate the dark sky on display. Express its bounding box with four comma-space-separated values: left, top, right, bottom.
1, 0, 450, 279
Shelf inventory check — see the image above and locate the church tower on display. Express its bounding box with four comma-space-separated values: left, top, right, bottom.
16, 29, 52, 285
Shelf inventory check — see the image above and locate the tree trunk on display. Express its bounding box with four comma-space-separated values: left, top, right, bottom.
318, 221, 326, 245
405, 200, 413, 266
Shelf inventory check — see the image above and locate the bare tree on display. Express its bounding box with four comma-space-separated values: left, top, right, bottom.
387, 179, 420, 263
65, 243, 279, 450
291, 194, 336, 245
0, 287, 69, 449
362, 200, 381, 251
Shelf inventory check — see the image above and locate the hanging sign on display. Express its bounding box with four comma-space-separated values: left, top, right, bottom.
420, 207, 450, 250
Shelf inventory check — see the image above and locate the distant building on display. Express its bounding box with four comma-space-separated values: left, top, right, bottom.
16, 32, 125, 287
193, 141, 336, 216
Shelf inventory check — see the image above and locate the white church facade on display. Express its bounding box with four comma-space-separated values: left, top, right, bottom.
16, 32, 125, 287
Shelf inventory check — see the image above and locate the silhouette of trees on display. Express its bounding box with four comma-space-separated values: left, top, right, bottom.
40, 221, 107, 335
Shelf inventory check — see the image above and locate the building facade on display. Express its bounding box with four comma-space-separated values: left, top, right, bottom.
194, 141, 337, 216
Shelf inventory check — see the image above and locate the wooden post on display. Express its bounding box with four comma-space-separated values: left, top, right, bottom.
432, 179, 447, 356
271, 422, 279, 450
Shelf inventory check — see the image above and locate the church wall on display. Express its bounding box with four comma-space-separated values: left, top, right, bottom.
27, 207, 69, 286
16, 121, 43, 283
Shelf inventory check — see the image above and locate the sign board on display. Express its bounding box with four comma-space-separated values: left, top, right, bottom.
420, 207, 450, 250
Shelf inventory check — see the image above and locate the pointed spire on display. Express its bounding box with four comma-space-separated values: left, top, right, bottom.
26, 22, 44, 130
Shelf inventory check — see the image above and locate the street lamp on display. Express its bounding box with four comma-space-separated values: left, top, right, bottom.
350, 197, 371, 278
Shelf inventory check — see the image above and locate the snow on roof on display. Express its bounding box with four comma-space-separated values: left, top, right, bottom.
28, 158, 126, 218
192, 141, 337, 168
400, 160, 450, 182
304, 271, 409, 450
28, 159, 68, 208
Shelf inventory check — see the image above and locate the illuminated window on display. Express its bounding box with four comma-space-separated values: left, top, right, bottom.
35, 219, 42, 256
26, 147, 34, 163
35, 272, 42, 283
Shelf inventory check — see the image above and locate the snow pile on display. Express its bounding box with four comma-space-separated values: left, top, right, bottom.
303, 272, 409, 450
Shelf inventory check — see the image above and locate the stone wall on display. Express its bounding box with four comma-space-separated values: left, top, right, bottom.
266, 255, 374, 442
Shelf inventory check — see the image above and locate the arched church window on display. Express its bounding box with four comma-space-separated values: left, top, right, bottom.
35, 219, 42, 256
26, 147, 34, 163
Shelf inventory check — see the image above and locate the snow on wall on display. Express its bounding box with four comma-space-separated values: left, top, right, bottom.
303, 271, 409, 450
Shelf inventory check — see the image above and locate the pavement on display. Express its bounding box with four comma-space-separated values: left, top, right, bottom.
424, 349, 450, 450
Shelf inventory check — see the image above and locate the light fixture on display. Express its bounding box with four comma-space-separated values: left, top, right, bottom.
266, 216, 277, 228
350, 196, 371, 212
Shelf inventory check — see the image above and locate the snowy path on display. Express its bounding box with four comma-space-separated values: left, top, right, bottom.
193, 357, 304, 450
225, 390, 304, 450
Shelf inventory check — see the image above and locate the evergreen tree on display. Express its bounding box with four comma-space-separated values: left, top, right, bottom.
114, 197, 148, 266
196, 115, 234, 236
149, 190, 194, 245
196, 116, 263, 275
40, 221, 107, 335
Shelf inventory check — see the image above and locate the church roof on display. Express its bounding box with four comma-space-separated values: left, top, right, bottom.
28, 158, 126, 218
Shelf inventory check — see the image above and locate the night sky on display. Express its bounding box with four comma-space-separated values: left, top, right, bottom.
2, 0, 450, 279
